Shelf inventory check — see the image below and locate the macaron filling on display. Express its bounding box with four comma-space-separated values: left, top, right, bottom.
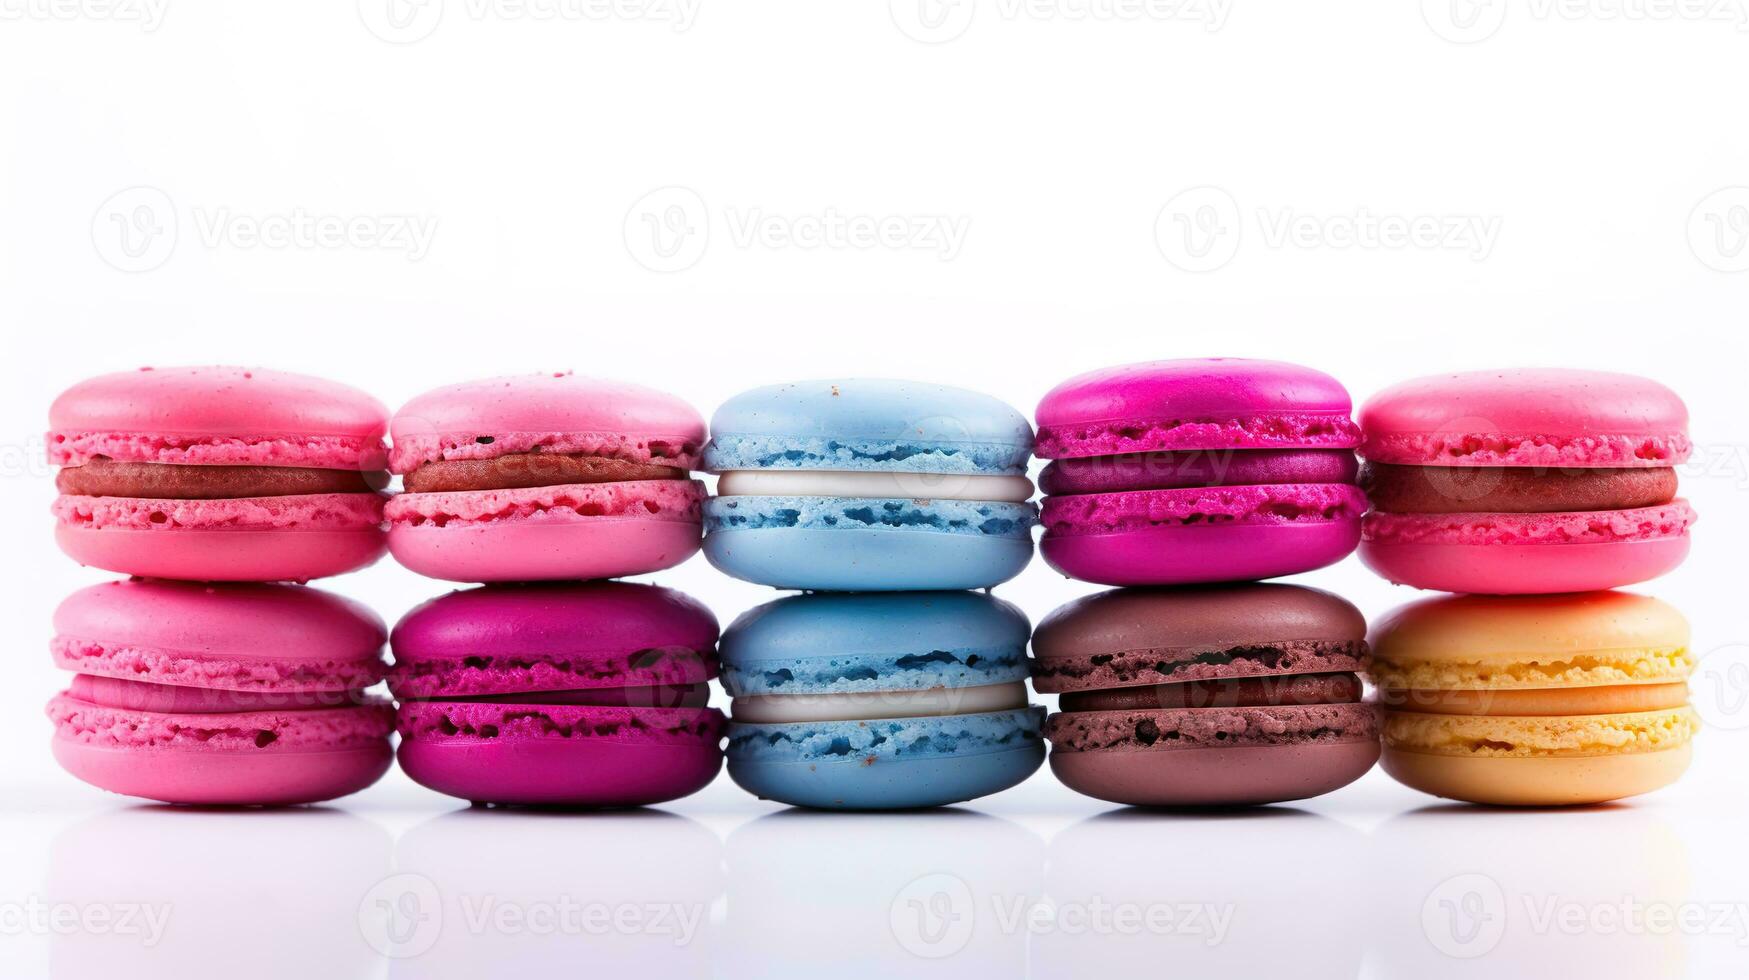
56, 458, 384, 498
401, 453, 688, 493
1058, 672, 1363, 712
731, 681, 1028, 723
1040, 449, 1358, 496
715, 470, 1033, 503
67, 674, 374, 713
1380, 682, 1690, 716
1360, 463, 1678, 514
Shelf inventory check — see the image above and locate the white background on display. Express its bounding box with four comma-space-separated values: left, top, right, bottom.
3, 1, 1749, 977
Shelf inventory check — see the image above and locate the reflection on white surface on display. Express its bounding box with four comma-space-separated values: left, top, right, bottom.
723, 808, 1044, 979
47, 806, 391, 980
1040, 808, 1368, 979
1368, 804, 1691, 979
385, 807, 723, 980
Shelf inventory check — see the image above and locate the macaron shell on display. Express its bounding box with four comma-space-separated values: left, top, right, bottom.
1040, 518, 1362, 587
1359, 534, 1692, 595
55, 523, 387, 583
1380, 706, 1698, 758
705, 523, 1035, 591
1041, 484, 1366, 536
1034, 359, 1360, 459
725, 707, 1046, 809
47, 694, 394, 805
1049, 739, 1381, 807
394, 702, 725, 806
1362, 501, 1695, 547
1381, 744, 1692, 806
48, 366, 389, 469
385, 481, 704, 583
703, 378, 1034, 476
54, 492, 386, 531
1358, 368, 1691, 468
52, 578, 388, 690
1045, 702, 1380, 752
389, 373, 707, 473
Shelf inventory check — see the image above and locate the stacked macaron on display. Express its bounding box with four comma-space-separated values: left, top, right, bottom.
1357, 368, 1694, 595
1031, 585, 1379, 806
704, 379, 1046, 808
1356, 369, 1699, 805
719, 591, 1045, 809
1034, 359, 1366, 586
388, 583, 726, 807
383, 373, 721, 807
1029, 359, 1379, 807
45, 367, 397, 805
1368, 592, 1698, 805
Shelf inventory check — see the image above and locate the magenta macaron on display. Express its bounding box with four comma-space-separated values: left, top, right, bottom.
386, 373, 707, 583
389, 582, 726, 807
49, 367, 390, 583
1358, 368, 1696, 594
47, 579, 394, 805
1034, 359, 1367, 585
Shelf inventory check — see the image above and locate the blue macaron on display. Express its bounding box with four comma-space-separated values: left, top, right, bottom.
702, 379, 1037, 591
720, 591, 1046, 810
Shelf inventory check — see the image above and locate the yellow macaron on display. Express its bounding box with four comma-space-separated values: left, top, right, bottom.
1369, 591, 1698, 806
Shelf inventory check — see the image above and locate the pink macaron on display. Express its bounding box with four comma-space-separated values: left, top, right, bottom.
386, 373, 707, 583
1358, 368, 1696, 594
389, 582, 726, 807
49, 366, 390, 582
47, 579, 394, 805
1034, 359, 1366, 585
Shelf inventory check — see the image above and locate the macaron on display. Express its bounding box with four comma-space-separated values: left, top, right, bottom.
1032, 584, 1380, 806
1357, 368, 1696, 594
49, 366, 390, 582
389, 582, 725, 807
47, 579, 394, 805
720, 591, 1046, 809
702, 379, 1036, 591
386, 373, 707, 583
1034, 359, 1366, 586
1369, 591, 1698, 806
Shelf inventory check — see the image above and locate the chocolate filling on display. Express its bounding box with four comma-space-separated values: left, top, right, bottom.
402, 453, 687, 493
406, 682, 711, 709
1360, 463, 1677, 514
55, 458, 381, 499
1060, 672, 1363, 712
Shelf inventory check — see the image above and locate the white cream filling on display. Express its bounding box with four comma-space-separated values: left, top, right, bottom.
732, 681, 1029, 724
716, 470, 1033, 503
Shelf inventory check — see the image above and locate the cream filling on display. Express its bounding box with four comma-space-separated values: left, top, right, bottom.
732, 681, 1029, 724
716, 470, 1034, 503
